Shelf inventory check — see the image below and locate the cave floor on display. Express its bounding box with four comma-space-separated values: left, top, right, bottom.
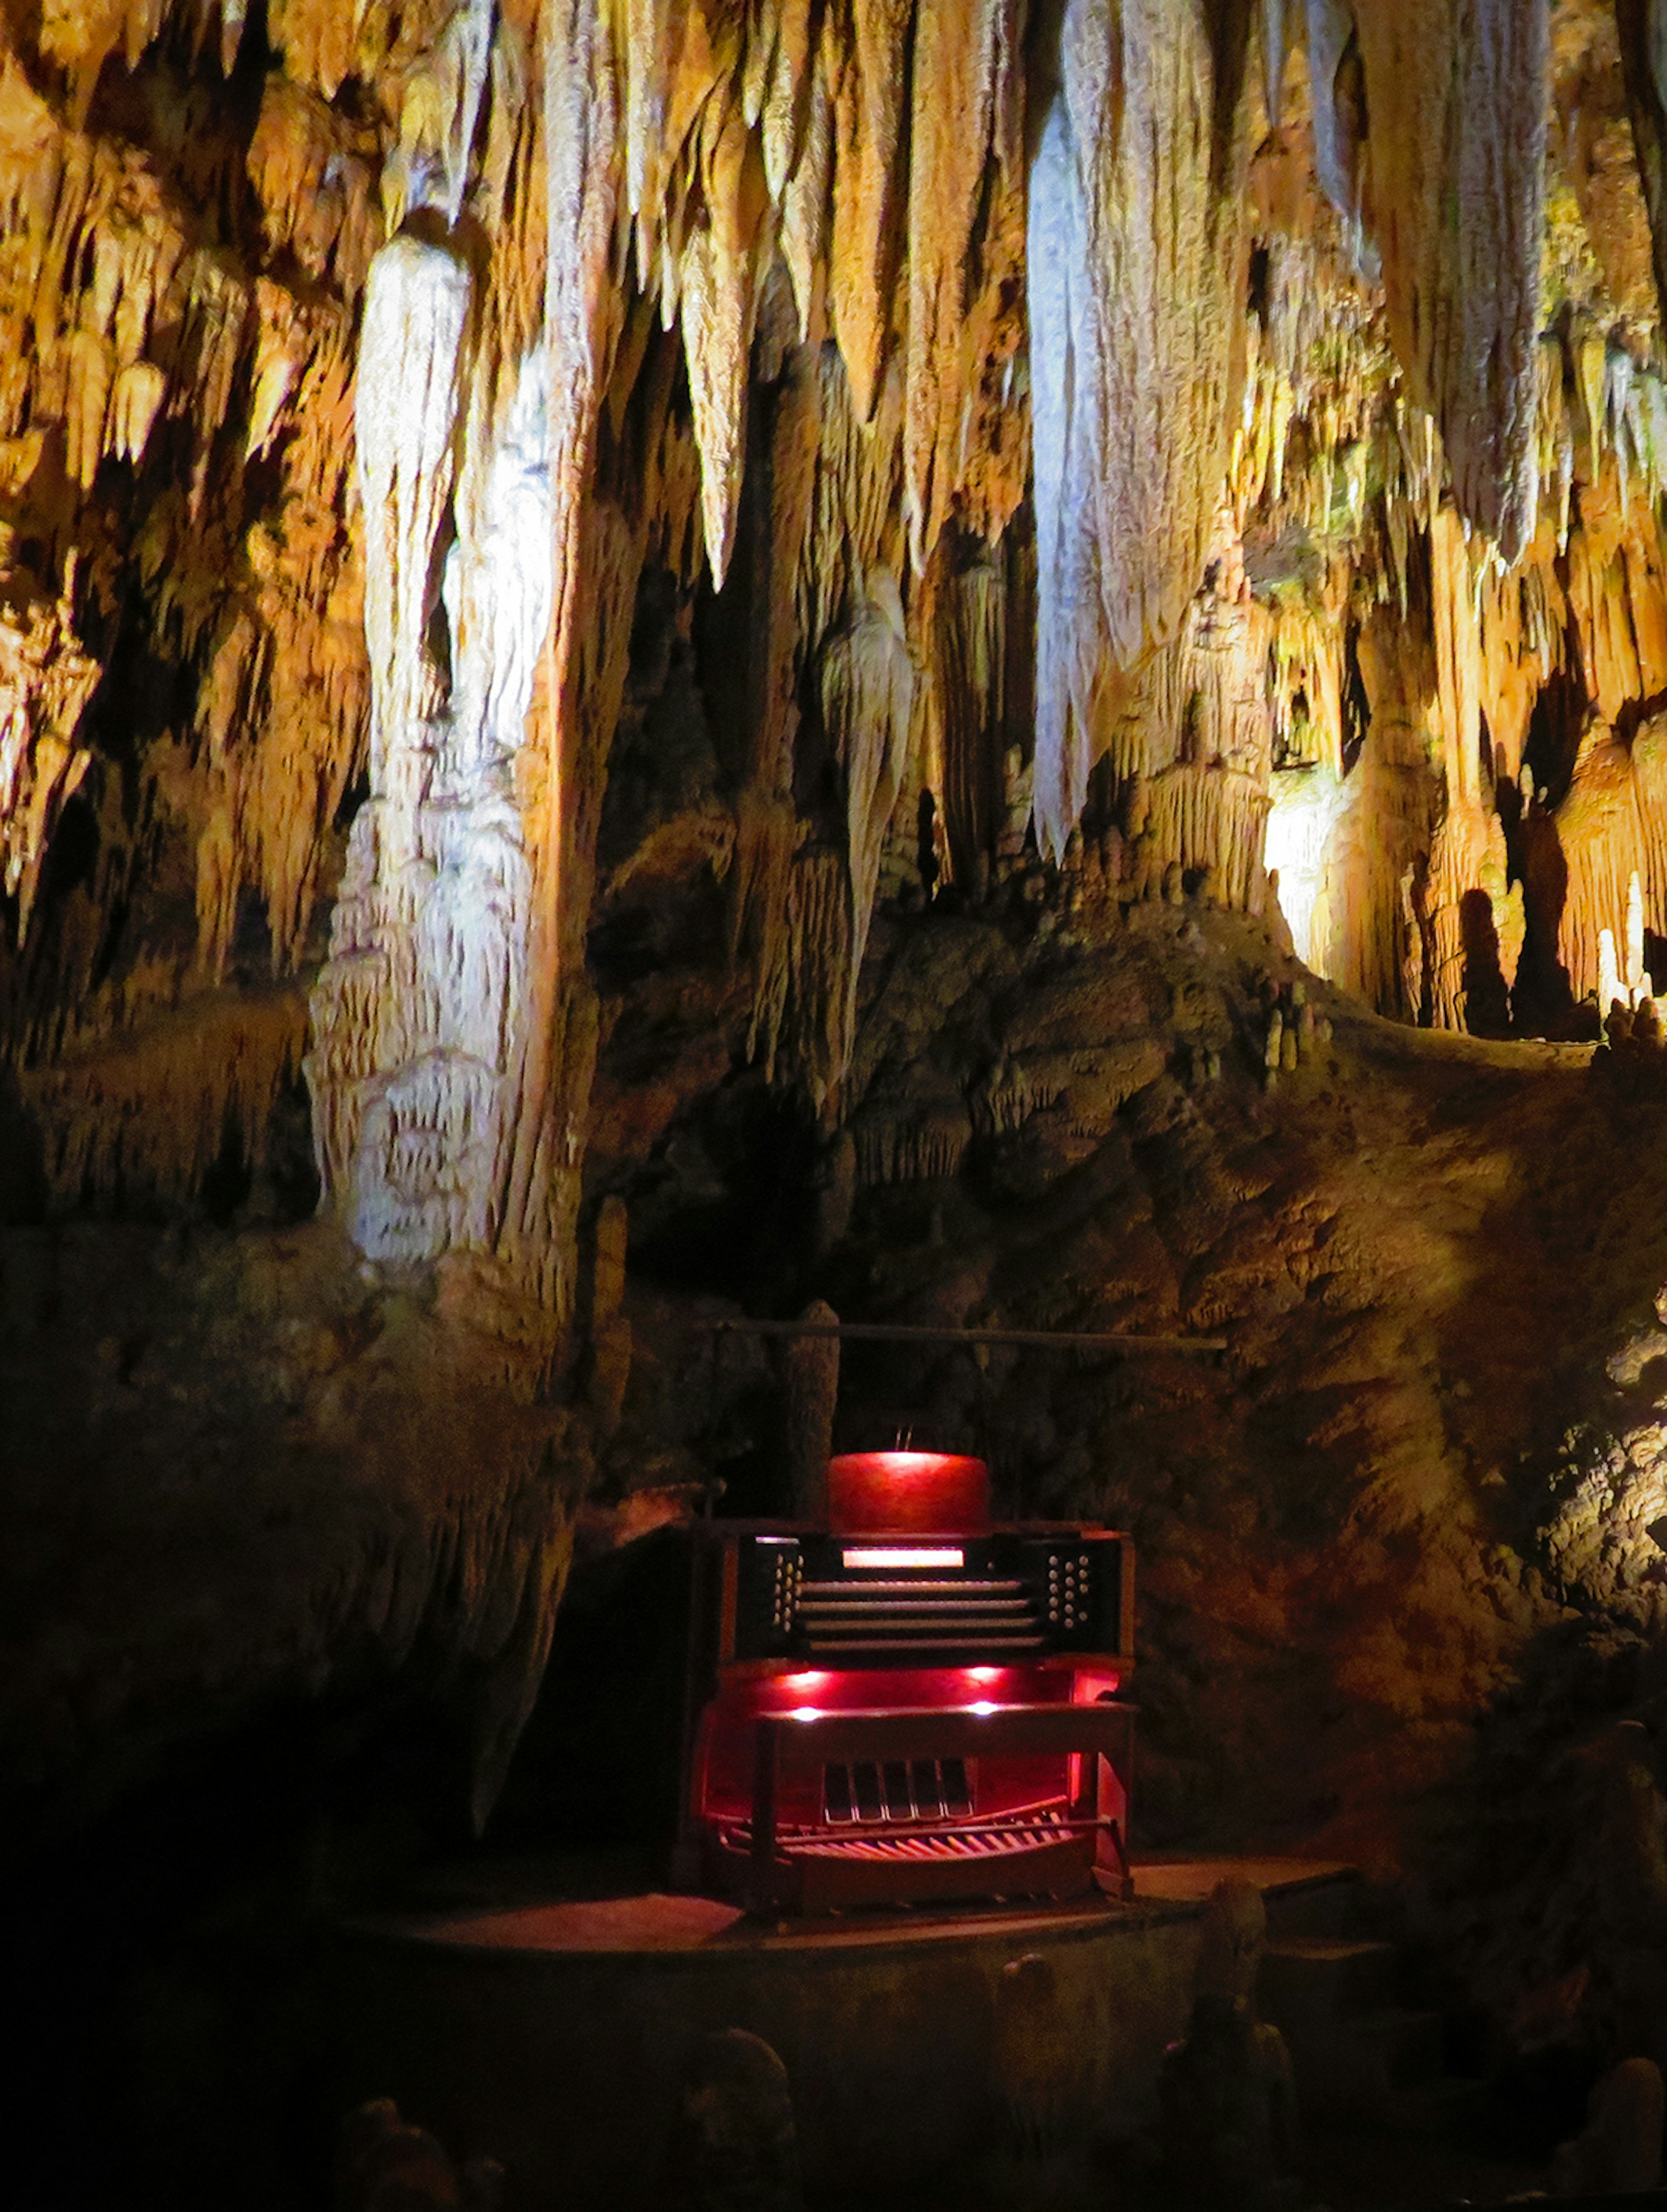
1300, 2124, 1542, 2211
326, 1849, 1566, 2209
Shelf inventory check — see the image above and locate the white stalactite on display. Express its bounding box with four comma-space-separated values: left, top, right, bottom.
312, 251, 557, 1264
1027, 87, 1098, 863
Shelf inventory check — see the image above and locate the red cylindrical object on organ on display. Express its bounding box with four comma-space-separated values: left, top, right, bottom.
826, 1450, 991, 1533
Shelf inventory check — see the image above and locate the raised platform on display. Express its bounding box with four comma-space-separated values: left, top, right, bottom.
326, 1856, 1354, 2211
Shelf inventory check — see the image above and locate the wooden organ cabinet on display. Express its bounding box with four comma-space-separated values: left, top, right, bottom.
675, 1450, 1136, 1914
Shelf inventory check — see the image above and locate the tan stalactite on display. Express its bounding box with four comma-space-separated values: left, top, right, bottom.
927, 539, 1007, 891
902, 0, 1006, 577
0, 574, 100, 940
1351, 0, 1549, 563
499, 0, 623, 1288
1404, 505, 1522, 1031
19, 982, 310, 1208
1618, 0, 1667, 330
1305, 603, 1440, 1018
779, 33, 833, 340
679, 96, 772, 586
1110, 545, 1275, 914
1031, 0, 1254, 861
822, 564, 914, 1069
1429, 504, 1483, 816
827, 0, 913, 425
760, 0, 815, 204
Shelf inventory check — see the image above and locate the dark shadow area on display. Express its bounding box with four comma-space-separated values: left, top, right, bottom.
1459, 887, 1512, 1037
2, 1671, 474, 2212
626, 1075, 820, 1307
1523, 669, 1589, 813
1512, 805, 1582, 1036
0, 1059, 46, 1221
488, 1528, 692, 1860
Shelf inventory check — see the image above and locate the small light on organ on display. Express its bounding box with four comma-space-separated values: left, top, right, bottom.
841, 1546, 965, 1569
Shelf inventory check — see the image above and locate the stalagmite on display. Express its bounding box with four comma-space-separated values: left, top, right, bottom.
1602, 926, 1624, 1019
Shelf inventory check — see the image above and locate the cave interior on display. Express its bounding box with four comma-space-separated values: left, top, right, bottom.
16, 0, 1667, 2205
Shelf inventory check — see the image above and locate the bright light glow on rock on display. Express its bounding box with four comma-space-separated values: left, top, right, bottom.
312, 313, 554, 1266
1027, 86, 1097, 866
1263, 761, 1352, 974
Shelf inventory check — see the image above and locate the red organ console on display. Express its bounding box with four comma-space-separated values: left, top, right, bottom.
676, 1450, 1136, 1913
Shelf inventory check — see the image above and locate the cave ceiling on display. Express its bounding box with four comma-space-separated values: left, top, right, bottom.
3, 0, 1666, 1246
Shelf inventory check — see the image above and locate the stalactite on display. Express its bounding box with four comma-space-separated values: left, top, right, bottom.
679, 101, 771, 586
1303, 606, 1439, 1017
1029, 0, 1253, 861
732, 786, 798, 1071
1551, 720, 1667, 1005
927, 540, 1007, 890
1098, 535, 1275, 912
1618, 0, 1667, 329
1405, 504, 1521, 1032
1027, 83, 1098, 863
827, 0, 912, 425
0, 573, 100, 939
783, 842, 853, 1113
902, 0, 1005, 576
779, 35, 833, 342
1351, 0, 1549, 563
20, 984, 308, 1210
498, 0, 623, 1292
822, 564, 914, 1057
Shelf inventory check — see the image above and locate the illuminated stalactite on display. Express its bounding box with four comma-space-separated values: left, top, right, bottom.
822, 566, 914, 1086
307, 231, 477, 1259
497, 0, 622, 1305
902, 0, 1009, 576
1350, 0, 1549, 564
1029, 0, 1252, 862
